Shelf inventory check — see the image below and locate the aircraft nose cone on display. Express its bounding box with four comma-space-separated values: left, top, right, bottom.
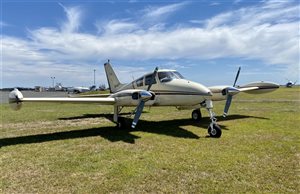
193, 83, 212, 96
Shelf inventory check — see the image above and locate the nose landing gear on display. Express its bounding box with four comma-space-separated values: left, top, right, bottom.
206, 100, 222, 138
208, 120, 222, 138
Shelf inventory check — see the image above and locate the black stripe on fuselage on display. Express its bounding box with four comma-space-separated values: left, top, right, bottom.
112, 91, 209, 98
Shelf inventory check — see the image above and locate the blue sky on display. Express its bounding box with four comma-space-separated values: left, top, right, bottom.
1, 0, 299, 88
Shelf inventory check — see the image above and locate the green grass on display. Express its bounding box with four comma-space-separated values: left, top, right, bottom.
1, 87, 299, 193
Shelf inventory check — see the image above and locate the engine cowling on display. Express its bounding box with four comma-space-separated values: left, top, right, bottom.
209, 86, 240, 101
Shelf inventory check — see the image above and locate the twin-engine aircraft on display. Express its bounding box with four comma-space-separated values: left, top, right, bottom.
67, 85, 97, 94
9, 61, 279, 138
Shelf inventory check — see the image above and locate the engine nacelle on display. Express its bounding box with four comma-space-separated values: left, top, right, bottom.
208, 85, 240, 101
111, 89, 156, 106
238, 81, 279, 94
9, 89, 23, 110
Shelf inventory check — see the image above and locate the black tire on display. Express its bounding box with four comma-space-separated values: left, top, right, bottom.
208, 124, 222, 138
116, 117, 126, 129
191, 109, 202, 121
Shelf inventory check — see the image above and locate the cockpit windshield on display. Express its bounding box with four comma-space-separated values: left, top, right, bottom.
158, 71, 184, 82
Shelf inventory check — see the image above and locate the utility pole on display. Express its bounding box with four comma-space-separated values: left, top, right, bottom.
50, 77, 55, 88
93, 69, 96, 85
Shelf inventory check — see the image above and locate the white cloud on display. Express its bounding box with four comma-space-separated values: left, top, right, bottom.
0, 21, 9, 28
142, 2, 188, 21
210, 2, 221, 6
2, 1, 299, 87
95, 19, 139, 35
59, 3, 83, 33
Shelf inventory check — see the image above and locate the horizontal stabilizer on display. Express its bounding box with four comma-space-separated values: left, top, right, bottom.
238, 81, 279, 94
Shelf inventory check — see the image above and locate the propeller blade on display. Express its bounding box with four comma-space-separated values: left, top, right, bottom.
233, 67, 241, 87
223, 94, 233, 117
131, 101, 145, 128
132, 66, 158, 128
147, 67, 158, 91
223, 67, 241, 117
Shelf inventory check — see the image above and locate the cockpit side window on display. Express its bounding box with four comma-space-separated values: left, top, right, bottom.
145, 74, 157, 85
136, 77, 144, 87
174, 71, 184, 79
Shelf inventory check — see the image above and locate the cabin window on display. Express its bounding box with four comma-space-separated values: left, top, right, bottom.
145, 74, 157, 86
136, 77, 144, 87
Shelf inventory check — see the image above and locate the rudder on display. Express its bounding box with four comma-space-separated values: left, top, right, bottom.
104, 61, 123, 93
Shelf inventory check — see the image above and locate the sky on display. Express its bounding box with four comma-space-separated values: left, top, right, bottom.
1, 0, 299, 88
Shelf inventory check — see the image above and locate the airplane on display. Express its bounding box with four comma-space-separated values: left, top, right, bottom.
67, 85, 97, 94
285, 79, 297, 88
9, 61, 279, 138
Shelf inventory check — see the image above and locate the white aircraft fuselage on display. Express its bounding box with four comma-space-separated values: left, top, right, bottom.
110, 69, 212, 107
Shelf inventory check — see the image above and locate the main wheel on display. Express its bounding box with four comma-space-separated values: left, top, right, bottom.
191, 109, 202, 121
208, 123, 222, 138
116, 117, 126, 129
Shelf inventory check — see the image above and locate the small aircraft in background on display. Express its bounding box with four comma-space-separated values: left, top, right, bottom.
67, 85, 97, 94
9, 61, 279, 138
285, 79, 297, 88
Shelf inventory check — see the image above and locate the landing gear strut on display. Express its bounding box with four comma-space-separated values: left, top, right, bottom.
114, 106, 126, 129
206, 100, 222, 138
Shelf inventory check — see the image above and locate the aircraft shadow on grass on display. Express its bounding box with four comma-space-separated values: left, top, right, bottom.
0, 114, 268, 147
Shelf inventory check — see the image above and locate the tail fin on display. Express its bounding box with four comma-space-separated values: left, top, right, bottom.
104, 61, 124, 93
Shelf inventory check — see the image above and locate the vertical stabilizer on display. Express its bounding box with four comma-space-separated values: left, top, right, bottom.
104, 61, 123, 93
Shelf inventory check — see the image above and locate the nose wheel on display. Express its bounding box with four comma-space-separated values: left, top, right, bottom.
208, 123, 222, 138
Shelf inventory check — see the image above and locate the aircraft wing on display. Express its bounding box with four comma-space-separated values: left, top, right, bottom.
9, 89, 115, 110
21, 97, 115, 104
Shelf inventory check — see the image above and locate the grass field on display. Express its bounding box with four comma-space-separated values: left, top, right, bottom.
1, 87, 299, 193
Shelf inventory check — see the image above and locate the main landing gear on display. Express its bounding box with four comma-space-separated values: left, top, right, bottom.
191, 109, 202, 121
114, 106, 126, 129
113, 106, 132, 129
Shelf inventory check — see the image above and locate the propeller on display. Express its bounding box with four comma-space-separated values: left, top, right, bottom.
223, 67, 241, 117
131, 67, 158, 128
